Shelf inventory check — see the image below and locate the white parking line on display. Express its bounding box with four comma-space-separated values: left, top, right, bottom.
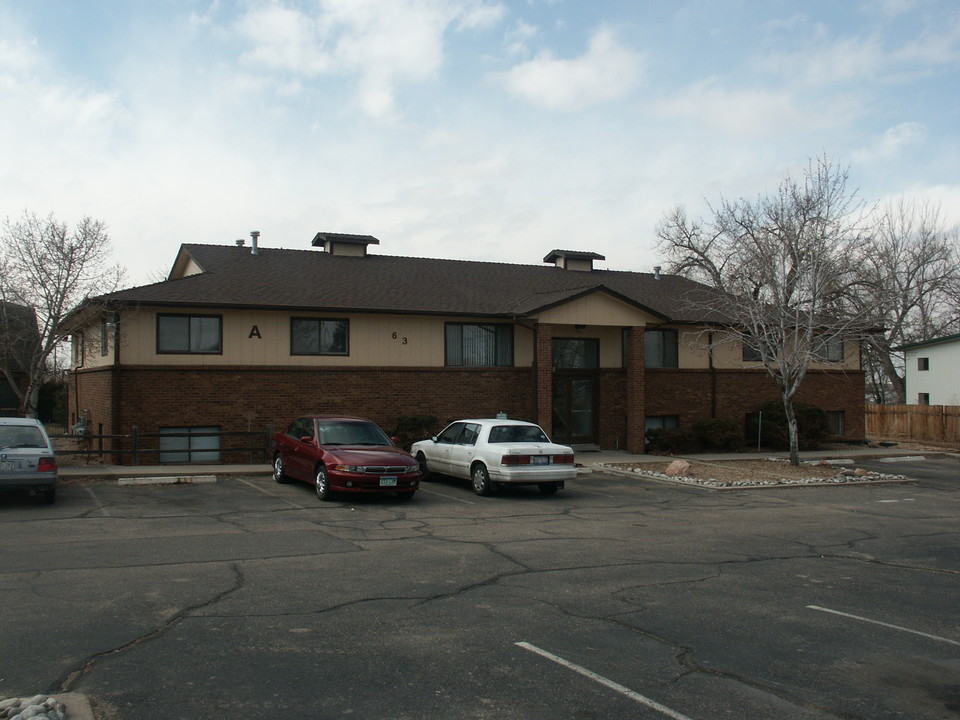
806, 605, 960, 647
234, 477, 308, 509
516, 642, 695, 720
418, 487, 476, 504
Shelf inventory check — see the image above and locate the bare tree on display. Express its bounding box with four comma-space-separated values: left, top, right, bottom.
851, 198, 960, 403
0, 212, 125, 418
656, 157, 870, 465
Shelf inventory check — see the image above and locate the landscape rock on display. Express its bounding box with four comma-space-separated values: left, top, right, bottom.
665, 459, 691, 476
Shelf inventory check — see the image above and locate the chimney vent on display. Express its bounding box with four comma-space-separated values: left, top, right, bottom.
250, 231, 260, 255
235, 239, 244, 247
654, 266, 662, 280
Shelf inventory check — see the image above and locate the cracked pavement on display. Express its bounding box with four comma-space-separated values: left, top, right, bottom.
0, 457, 957, 719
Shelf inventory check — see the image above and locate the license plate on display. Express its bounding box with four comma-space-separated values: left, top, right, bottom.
531, 456, 549, 465
379, 476, 398, 487
0, 461, 14, 471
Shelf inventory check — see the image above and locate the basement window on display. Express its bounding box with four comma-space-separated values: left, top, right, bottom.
159, 426, 221, 463
825, 411, 845, 437
918, 393, 930, 406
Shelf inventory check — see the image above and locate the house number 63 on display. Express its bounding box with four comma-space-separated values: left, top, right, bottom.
392, 332, 408, 344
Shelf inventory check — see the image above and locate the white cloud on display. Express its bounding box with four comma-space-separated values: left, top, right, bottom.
656, 79, 809, 137
233, 0, 504, 119
852, 121, 927, 164
457, 1, 507, 30
762, 35, 886, 86
495, 27, 643, 110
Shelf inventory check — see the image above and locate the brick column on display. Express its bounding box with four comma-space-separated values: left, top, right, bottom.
534, 323, 554, 435
626, 326, 646, 454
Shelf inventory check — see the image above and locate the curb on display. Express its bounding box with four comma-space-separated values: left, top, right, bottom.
117, 475, 218, 486
60, 693, 96, 720
597, 464, 915, 490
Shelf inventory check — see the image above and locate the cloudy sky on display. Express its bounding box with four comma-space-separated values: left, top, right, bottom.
1, 0, 958, 286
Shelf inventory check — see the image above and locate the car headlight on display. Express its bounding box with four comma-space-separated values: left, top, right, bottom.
332, 464, 361, 473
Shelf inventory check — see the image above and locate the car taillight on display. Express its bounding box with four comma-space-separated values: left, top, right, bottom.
501, 455, 525, 466
38, 457, 57, 472
553, 454, 575, 464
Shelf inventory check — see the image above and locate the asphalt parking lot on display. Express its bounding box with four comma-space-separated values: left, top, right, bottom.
1, 457, 958, 720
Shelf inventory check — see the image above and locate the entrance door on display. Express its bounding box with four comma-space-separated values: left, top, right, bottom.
551, 338, 599, 446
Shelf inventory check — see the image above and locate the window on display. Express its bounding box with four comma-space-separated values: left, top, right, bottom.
445, 323, 513, 367
645, 416, 679, 433
742, 337, 762, 362
821, 336, 844, 362
918, 393, 930, 406
488, 424, 549, 443
918, 357, 930, 371
645, 329, 678, 368
553, 338, 599, 369
158, 426, 220, 463
72, 334, 84, 366
437, 422, 467, 444
825, 411, 845, 436
285, 418, 314, 440
291, 318, 349, 355
100, 316, 109, 356
157, 314, 222, 354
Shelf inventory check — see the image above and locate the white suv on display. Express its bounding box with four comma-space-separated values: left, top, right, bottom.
0, 418, 58, 504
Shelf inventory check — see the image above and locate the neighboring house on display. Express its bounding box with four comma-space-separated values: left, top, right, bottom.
62, 233, 866, 462
0, 301, 38, 416
899, 333, 960, 406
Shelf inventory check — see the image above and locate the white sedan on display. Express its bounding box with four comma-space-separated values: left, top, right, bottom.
411, 419, 576, 496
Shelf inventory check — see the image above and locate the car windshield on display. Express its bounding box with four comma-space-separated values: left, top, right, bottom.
487, 425, 549, 444
0, 426, 46, 449
316, 421, 391, 446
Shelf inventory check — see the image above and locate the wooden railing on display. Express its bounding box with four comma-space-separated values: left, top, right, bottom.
865, 404, 960, 445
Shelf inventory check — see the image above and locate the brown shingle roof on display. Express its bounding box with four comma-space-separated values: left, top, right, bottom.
94, 244, 723, 323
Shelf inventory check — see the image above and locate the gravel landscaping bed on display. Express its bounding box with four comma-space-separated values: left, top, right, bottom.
599, 458, 911, 488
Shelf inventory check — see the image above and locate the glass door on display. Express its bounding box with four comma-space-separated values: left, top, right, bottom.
551, 338, 599, 445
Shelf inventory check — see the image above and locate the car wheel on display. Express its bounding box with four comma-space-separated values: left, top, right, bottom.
416, 452, 433, 480
315, 465, 331, 501
471, 463, 494, 496
538, 482, 559, 496
273, 455, 289, 484
42, 487, 56, 505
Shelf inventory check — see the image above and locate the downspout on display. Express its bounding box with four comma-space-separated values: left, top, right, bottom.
112, 311, 122, 446
72, 330, 85, 425
709, 330, 718, 418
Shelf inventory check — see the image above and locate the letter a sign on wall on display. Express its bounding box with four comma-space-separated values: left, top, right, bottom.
249, 325, 262, 339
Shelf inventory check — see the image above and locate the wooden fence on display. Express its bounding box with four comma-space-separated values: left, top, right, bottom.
865, 404, 960, 445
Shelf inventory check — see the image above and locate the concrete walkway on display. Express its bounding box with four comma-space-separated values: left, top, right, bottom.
57, 445, 953, 482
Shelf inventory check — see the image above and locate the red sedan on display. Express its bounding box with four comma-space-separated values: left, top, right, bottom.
271, 415, 421, 501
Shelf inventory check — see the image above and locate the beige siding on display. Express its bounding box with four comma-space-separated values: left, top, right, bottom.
73, 304, 860, 372
108, 309, 535, 367
534, 293, 656, 327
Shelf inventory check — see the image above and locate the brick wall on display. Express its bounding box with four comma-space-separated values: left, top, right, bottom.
69, 367, 115, 436
75, 365, 534, 463
646, 368, 866, 439
70, 363, 865, 463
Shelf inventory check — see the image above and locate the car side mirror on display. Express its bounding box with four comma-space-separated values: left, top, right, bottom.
390, 436, 401, 446
300, 435, 315, 444
431, 436, 438, 442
